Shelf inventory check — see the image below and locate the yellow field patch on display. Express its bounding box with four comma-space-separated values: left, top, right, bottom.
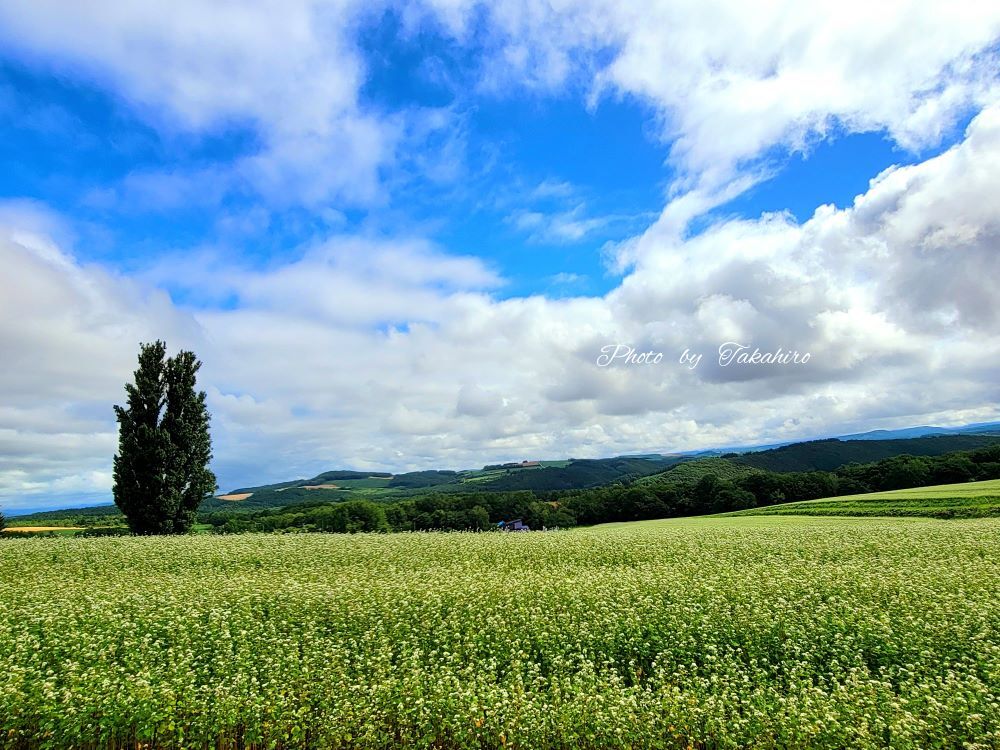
3, 526, 84, 533
216, 493, 253, 501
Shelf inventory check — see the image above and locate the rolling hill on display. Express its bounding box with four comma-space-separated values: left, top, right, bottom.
634, 457, 763, 489
200, 455, 687, 512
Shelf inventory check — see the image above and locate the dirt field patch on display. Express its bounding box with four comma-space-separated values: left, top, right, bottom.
303, 484, 339, 490
216, 493, 253, 501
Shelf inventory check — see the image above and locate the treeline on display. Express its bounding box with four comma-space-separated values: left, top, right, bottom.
202, 491, 574, 534
200, 446, 1000, 534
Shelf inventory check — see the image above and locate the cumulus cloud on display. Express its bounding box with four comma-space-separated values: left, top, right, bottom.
0, 0, 391, 207
421, 0, 1000, 236
3, 106, 1000, 510
5, 1, 996, 215
430, 0, 1000, 175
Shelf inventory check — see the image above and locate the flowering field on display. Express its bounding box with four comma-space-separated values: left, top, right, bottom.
1, 517, 998, 749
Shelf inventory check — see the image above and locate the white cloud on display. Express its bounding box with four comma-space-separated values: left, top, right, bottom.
549, 272, 586, 287
455, 384, 504, 417
0, 0, 391, 207
3, 107, 1000, 510
424, 0, 1000, 230
3, 0, 996, 220
508, 203, 611, 243
531, 179, 577, 200
505, 178, 645, 245
463, 0, 999, 168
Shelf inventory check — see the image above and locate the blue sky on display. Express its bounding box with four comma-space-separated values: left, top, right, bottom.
1, 1, 999, 512
1, 49, 671, 299
1, 48, 972, 304
3, 16, 955, 301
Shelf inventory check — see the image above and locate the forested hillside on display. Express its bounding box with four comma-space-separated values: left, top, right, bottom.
733, 434, 1000, 472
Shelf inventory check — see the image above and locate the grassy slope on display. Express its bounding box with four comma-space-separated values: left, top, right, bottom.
634, 456, 761, 488
725, 478, 1000, 519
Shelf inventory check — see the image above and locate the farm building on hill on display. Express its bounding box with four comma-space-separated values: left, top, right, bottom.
484, 460, 542, 470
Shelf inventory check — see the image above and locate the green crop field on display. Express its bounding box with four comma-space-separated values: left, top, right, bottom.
727, 478, 1000, 519
2, 517, 998, 749
458, 470, 507, 483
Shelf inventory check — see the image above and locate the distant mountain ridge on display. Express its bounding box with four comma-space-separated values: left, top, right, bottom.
837, 421, 1000, 441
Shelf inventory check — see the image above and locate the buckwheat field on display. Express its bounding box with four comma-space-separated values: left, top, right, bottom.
1, 517, 998, 749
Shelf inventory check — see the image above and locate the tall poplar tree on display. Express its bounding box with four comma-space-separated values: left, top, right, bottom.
113, 341, 217, 534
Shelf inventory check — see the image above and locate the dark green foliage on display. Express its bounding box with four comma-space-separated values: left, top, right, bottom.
932, 455, 976, 484
554, 445, 1000, 525
880, 455, 932, 490
387, 470, 459, 488
198, 456, 681, 514
212, 499, 389, 534
203, 492, 569, 533
309, 470, 392, 483
75, 526, 132, 538
99, 435, 1000, 521
200, 486, 347, 513
836, 446, 1000, 492
472, 457, 681, 492
0, 509, 5, 532
224, 480, 307, 495
113, 341, 216, 535
637, 457, 761, 489
733, 434, 1000, 472
738, 472, 787, 505
730, 477, 1000, 519
692, 475, 757, 513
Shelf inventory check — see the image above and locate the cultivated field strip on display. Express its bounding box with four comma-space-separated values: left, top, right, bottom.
730, 479, 1000, 519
